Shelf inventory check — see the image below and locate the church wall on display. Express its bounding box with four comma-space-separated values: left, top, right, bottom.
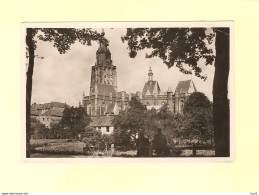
141, 95, 168, 106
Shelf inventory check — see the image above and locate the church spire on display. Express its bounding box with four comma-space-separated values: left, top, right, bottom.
99, 28, 106, 48
148, 66, 153, 82
96, 29, 111, 66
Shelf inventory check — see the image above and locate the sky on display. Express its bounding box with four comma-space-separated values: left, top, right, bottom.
30, 28, 215, 107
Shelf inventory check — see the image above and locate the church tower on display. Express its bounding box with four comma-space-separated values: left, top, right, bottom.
90, 30, 118, 95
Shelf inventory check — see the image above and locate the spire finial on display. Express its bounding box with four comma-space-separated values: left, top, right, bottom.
148, 66, 153, 81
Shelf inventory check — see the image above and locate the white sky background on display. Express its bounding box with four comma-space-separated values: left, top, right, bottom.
31, 28, 215, 107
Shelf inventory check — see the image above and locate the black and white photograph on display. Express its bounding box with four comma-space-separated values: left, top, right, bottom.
22, 22, 234, 161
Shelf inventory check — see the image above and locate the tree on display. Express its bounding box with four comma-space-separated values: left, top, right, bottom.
143, 108, 158, 141
31, 120, 49, 139
102, 134, 113, 152
112, 97, 147, 146
82, 126, 103, 148
121, 27, 229, 157
50, 122, 64, 139
26, 28, 105, 157
155, 104, 185, 147
60, 106, 92, 139
183, 92, 214, 144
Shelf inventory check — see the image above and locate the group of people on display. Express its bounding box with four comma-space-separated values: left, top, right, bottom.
136, 128, 169, 157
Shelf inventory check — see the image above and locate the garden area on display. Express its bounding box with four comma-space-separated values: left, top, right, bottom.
29, 93, 215, 158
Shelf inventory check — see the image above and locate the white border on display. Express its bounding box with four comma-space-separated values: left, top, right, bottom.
21, 21, 235, 163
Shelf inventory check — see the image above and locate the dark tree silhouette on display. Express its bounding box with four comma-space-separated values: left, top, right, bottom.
121, 27, 230, 157
26, 28, 104, 157
112, 97, 147, 146
82, 127, 103, 148
183, 92, 214, 144
60, 106, 92, 139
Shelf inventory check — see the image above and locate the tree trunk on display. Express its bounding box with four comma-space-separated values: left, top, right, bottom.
213, 28, 230, 157
26, 28, 35, 158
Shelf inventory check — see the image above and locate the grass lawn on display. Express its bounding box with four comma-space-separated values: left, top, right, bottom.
30, 139, 84, 155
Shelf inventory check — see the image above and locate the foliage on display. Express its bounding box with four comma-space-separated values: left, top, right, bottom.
82, 126, 103, 147
27, 28, 106, 54
26, 28, 105, 157
102, 134, 113, 148
182, 92, 214, 143
49, 123, 65, 139
121, 27, 230, 156
60, 106, 92, 139
112, 97, 147, 146
121, 28, 215, 80
155, 104, 185, 147
112, 100, 184, 148
143, 108, 158, 140
31, 120, 49, 139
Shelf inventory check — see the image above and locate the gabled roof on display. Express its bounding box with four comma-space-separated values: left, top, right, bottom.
41, 108, 64, 117
106, 102, 116, 113
90, 116, 114, 127
175, 80, 197, 94
31, 102, 70, 110
96, 83, 116, 97
51, 102, 70, 108
31, 109, 41, 116
142, 81, 161, 96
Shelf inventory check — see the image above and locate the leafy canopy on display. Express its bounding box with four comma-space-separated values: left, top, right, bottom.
27, 28, 107, 55
60, 106, 92, 138
121, 28, 215, 80
182, 92, 214, 142
112, 97, 147, 145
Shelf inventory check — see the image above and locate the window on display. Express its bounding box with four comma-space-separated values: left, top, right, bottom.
106, 127, 110, 132
88, 104, 92, 115
98, 127, 101, 131
43, 118, 45, 121
180, 100, 184, 113
97, 107, 101, 115
101, 102, 106, 115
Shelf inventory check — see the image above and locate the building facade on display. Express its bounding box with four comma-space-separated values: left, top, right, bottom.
82, 33, 197, 134
82, 33, 132, 117
140, 67, 197, 113
31, 102, 70, 128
